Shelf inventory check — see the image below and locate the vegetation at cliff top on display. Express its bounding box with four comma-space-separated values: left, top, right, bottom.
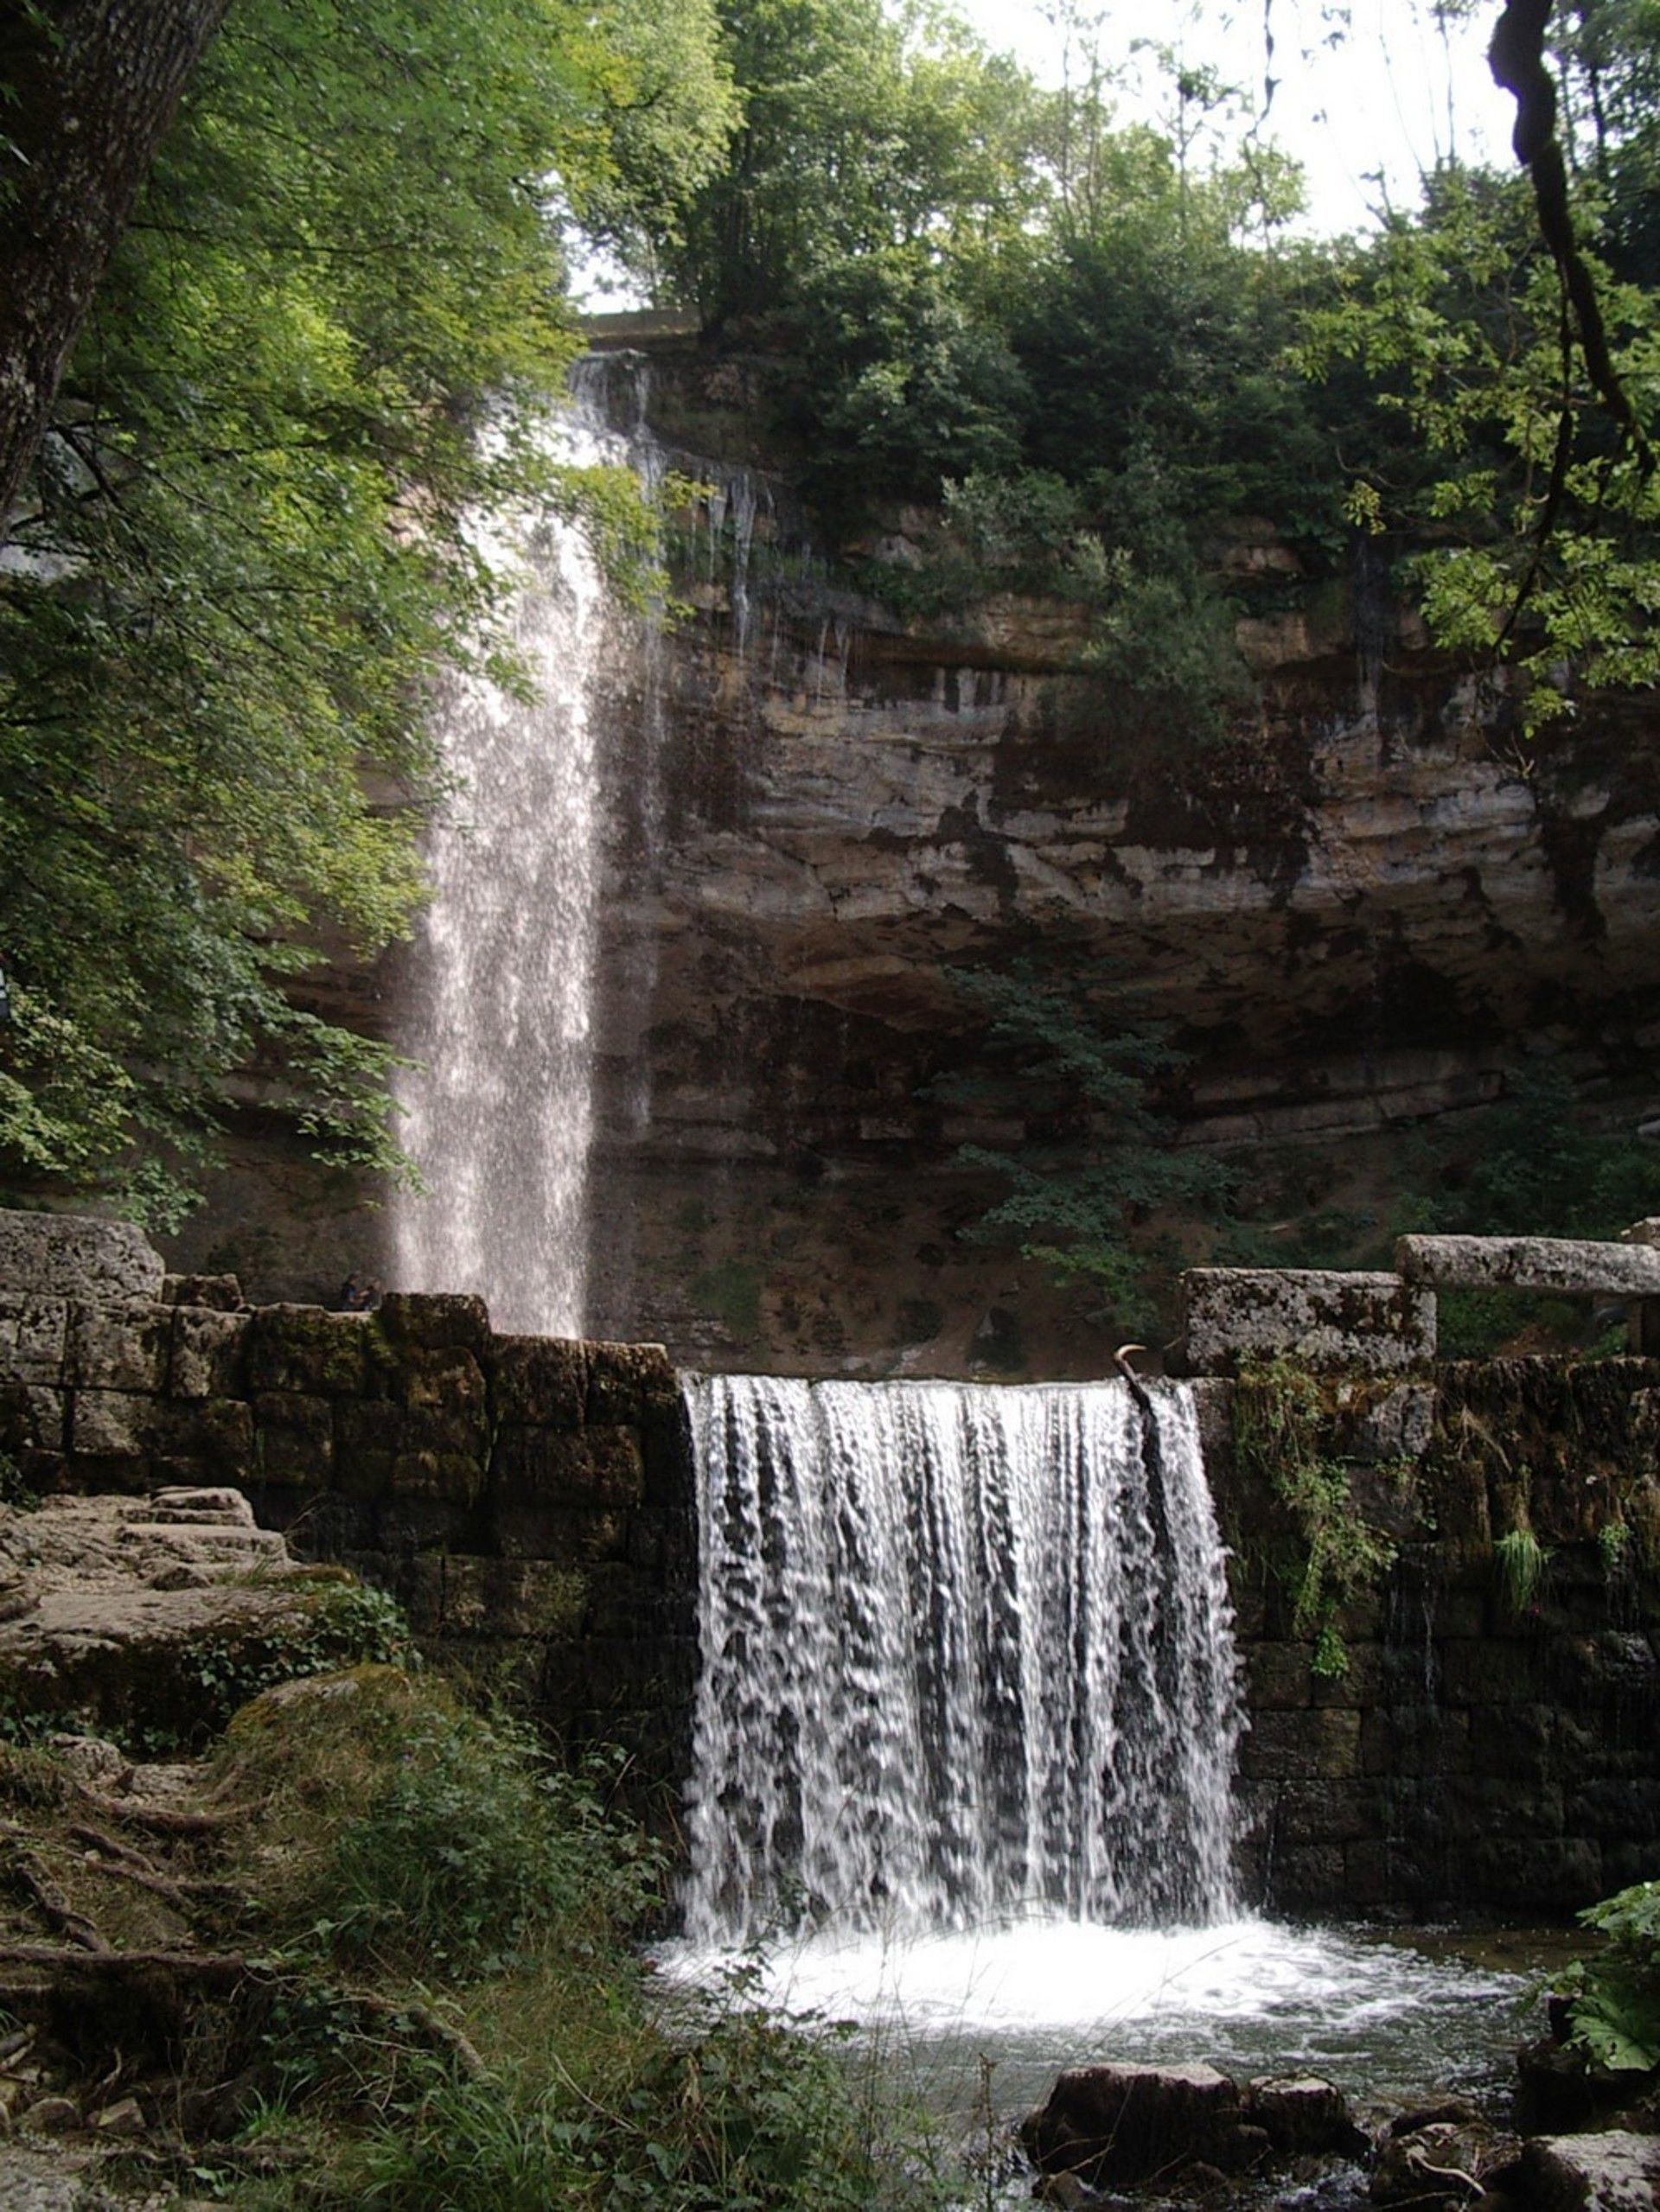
649, 0, 1660, 742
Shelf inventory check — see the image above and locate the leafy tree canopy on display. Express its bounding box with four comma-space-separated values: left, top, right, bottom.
647, 0, 1660, 749
0, 0, 732, 1221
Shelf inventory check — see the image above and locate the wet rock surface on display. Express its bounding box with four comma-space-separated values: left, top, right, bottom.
1021, 2062, 1367, 2194
1500, 2129, 1660, 2211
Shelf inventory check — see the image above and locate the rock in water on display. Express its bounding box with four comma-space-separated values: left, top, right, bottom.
1023, 2063, 1257, 2190
1507, 2131, 1660, 2212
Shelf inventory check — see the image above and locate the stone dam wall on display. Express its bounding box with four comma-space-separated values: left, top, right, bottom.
1193, 1366, 1660, 1917
2, 1214, 1657, 1921
0, 1220, 696, 1769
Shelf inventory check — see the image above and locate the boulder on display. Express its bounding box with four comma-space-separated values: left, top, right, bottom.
0, 1488, 374, 1737
0, 1210, 165, 1304
1245, 2075, 1369, 2158
1020, 2062, 1267, 2190
1501, 2131, 1660, 2212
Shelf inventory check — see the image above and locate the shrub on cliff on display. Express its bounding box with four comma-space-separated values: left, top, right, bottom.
933, 961, 1233, 1333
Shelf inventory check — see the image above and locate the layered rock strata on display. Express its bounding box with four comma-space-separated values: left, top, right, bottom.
150, 340, 1660, 1376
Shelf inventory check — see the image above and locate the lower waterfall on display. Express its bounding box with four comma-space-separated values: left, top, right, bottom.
680, 1374, 1242, 1948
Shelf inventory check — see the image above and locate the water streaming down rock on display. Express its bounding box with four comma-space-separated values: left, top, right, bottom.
680, 1374, 1242, 1947
393, 363, 662, 1336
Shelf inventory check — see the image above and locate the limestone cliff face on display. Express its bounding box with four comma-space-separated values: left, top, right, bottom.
564, 344, 1660, 1373
170, 341, 1660, 1375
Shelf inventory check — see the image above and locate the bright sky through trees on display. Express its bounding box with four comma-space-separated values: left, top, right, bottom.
954, 0, 1516, 233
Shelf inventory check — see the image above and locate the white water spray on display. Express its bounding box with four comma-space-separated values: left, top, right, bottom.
393, 367, 657, 1335
680, 1374, 1242, 1948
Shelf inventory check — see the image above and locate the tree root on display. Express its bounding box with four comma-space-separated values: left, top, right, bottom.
5, 1845, 112, 1954
67, 1822, 251, 1915
76, 1791, 245, 1838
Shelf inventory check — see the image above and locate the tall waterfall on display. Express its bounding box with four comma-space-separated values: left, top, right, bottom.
681, 1374, 1242, 1947
393, 364, 656, 1335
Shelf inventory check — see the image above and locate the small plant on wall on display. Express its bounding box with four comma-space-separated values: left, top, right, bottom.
1492, 1524, 1551, 1617
1235, 1357, 1401, 1679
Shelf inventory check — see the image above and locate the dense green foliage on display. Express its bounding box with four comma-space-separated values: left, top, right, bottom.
331, 2003, 944, 2212
0, 0, 731, 1219
209, 1666, 948, 2212
644, 0, 1660, 751
934, 964, 1232, 1329
1295, 168, 1660, 734
1561, 1877, 1660, 2072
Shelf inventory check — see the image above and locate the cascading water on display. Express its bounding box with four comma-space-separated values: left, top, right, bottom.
393, 361, 663, 1336
680, 1373, 1242, 1948
671, 1375, 1531, 2119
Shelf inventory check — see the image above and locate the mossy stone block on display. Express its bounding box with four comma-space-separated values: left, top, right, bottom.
67, 1301, 170, 1393
160, 1393, 253, 1476
1465, 1836, 1602, 1911
1309, 1641, 1384, 1709
373, 1494, 478, 1550
428, 1557, 590, 1638
492, 1502, 630, 1566
1268, 1845, 1348, 1911
390, 1345, 487, 1422
489, 1336, 590, 1428
252, 1392, 334, 1482
1238, 1708, 1361, 1782
1245, 1642, 1312, 1712
0, 1379, 64, 1457
1267, 1780, 1387, 1846
246, 1305, 369, 1397
1357, 1705, 1471, 1778
490, 1424, 645, 1511
642, 1399, 694, 1508
0, 1296, 68, 1386
374, 1291, 492, 1355
1440, 1637, 1548, 1704
385, 1448, 486, 1507
169, 1307, 249, 1399
71, 1387, 162, 1457
585, 1342, 679, 1428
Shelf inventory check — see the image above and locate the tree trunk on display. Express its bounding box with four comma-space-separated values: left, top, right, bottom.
0, 0, 232, 526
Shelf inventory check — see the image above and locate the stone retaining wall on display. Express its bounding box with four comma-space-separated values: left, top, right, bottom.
3, 1214, 1657, 1920
0, 1253, 697, 1766
1199, 1361, 1660, 1918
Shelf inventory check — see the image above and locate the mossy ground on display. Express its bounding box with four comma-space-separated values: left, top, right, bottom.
0, 1656, 953, 2210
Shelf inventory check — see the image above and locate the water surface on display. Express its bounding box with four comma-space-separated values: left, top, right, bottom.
661, 1916, 1539, 2126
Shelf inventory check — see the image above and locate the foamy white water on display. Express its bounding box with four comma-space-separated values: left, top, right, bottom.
658, 1918, 1535, 2111
681, 1375, 1242, 1946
